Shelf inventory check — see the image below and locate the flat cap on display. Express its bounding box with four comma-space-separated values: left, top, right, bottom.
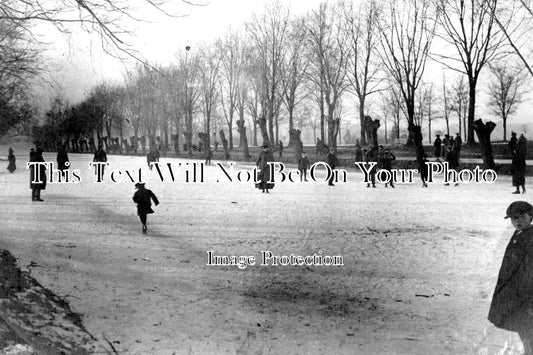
505, 201, 533, 218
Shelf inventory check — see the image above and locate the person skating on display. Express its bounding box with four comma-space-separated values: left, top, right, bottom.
434, 135, 442, 160
132, 183, 159, 234
512, 134, 527, 194
419, 154, 429, 187
298, 152, 310, 182
489, 201, 533, 355
7, 147, 16, 173
364, 147, 377, 188
93, 144, 107, 176
379, 147, 396, 188
256, 143, 275, 193
29, 148, 46, 202
326, 148, 338, 186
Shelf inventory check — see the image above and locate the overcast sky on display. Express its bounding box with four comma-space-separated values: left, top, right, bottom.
32, 0, 532, 138
36, 0, 324, 103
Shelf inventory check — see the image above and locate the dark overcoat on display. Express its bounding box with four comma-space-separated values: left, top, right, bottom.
29, 154, 46, 190
133, 188, 159, 216
256, 149, 275, 190
489, 226, 533, 331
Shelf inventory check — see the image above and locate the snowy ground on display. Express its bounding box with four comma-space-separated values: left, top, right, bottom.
0, 149, 528, 354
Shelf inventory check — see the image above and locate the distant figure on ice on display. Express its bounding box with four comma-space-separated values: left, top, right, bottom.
419, 154, 429, 188
326, 148, 338, 186
206, 148, 213, 165
511, 134, 527, 194
7, 147, 16, 173
298, 152, 310, 182
433, 134, 442, 159
489, 201, 533, 354
509, 132, 518, 157
255, 143, 275, 193
454, 133, 462, 161
278, 140, 284, 158
30, 148, 46, 202
93, 144, 107, 176
364, 148, 377, 188
379, 147, 396, 188
444, 146, 459, 187
57, 144, 69, 171
147, 150, 159, 170
133, 182, 159, 234
354, 140, 363, 162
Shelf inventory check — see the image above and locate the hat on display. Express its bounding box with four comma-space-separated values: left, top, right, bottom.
505, 201, 533, 218
262, 143, 269, 149
135, 182, 145, 188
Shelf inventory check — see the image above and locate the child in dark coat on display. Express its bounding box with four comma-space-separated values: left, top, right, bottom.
132, 183, 159, 234
489, 201, 533, 354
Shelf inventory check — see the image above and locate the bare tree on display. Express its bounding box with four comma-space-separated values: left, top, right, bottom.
246, 1, 290, 147
343, 0, 384, 146
434, 0, 507, 145
448, 76, 469, 142
0, 0, 199, 62
487, 63, 527, 141
306, 2, 350, 152
280, 15, 309, 147
489, 0, 533, 77
378, 0, 437, 161
198, 45, 221, 150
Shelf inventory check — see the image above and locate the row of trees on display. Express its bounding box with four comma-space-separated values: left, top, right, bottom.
3, 0, 533, 168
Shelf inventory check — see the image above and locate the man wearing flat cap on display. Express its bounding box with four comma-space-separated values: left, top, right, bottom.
133, 182, 159, 234
489, 201, 533, 354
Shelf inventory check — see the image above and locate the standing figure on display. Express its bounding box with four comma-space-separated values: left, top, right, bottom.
93, 144, 108, 176
278, 140, 284, 158
132, 183, 159, 234
509, 132, 518, 157
298, 152, 310, 182
326, 148, 338, 186
29, 148, 46, 201
379, 148, 396, 188
489, 201, 533, 354
354, 140, 363, 162
7, 147, 16, 173
512, 134, 528, 194
419, 154, 429, 187
147, 150, 155, 170
444, 146, 459, 186
205, 147, 213, 165
57, 144, 69, 172
434, 135, 442, 159
454, 133, 462, 161
255, 143, 275, 193
364, 148, 377, 188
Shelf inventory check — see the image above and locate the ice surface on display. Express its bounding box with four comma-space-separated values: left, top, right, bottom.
0, 151, 526, 354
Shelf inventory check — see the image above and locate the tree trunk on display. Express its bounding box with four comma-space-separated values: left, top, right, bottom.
359, 97, 367, 145
288, 107, 295, 147
467, 80, 477, 145
219, 130, 230, 159
237, 119, 250, 160
258, 116, 270, 146
473, 119, 496, 169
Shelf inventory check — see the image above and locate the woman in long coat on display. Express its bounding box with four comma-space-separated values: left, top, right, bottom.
7, 147, 16, 173
512, 135, 527, 194
256, 143, 275, 193
30, 148, 46, 201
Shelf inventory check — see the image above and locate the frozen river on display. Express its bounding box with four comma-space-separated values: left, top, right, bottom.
0, 151, 526, 354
